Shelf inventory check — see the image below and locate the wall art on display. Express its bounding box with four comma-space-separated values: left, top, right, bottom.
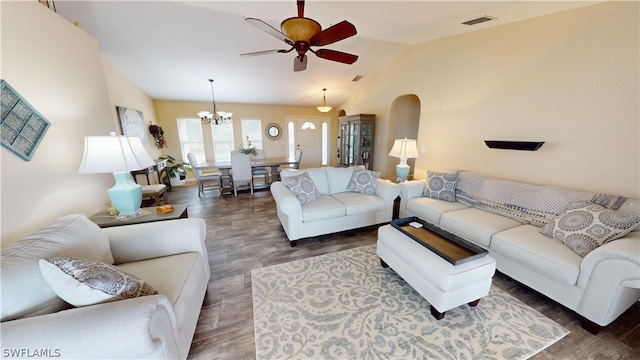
116, 106, 149, 144
0, 80, 51, 161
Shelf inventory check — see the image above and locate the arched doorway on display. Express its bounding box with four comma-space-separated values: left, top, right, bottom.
385, 95, 421, 179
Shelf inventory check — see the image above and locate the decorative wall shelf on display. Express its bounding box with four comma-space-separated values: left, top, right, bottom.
484, 140, 544, 151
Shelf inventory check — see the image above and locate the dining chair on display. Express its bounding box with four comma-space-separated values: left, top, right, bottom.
230, 153, 253, 196
251, 149, 271, 184
187, 153, 222, 197
279, 149, 303, 173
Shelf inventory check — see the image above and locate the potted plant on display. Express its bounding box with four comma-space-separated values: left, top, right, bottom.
159, 155, 191, 186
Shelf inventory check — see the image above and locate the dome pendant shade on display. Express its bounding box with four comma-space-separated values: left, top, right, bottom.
281, 17, 321, 42
317, 88, 332, 113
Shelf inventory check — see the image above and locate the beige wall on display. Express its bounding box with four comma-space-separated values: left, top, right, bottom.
339, 2, 639, 198
1, 2, 156, 245
153, 100, 337, 172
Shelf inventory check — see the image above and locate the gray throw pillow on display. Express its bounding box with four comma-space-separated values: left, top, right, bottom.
39, 256, 158, 307
424, 171, 458, 202
540, 200, 640, 257
347, 166, 380, 195
283, 172, 321, 205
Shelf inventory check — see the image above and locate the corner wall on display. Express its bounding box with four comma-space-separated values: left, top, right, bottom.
340, 2, 639, 198
1, 2, 156, 245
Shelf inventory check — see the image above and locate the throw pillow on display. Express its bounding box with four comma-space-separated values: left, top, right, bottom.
424, 171, 459, 202
283, 172, 321, 205
347, 166, 380, 195
540, 201, 640, 257
39, 257, 158, 307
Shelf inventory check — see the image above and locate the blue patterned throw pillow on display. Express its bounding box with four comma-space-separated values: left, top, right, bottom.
424, 171, 459, 202
283, 172, 321, 205
347, 166, 380, 195
540, 200, 640, 257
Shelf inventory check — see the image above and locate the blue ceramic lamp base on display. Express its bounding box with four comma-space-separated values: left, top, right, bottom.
107, 171, 143, 216
395, 158, 410, 182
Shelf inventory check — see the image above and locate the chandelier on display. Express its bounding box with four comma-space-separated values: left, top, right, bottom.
317, 88, 332, 113
198, 79, 233, 125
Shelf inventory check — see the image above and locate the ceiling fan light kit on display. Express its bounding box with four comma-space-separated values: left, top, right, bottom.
199, 79, 232, 126
317, 88, 332, 113
242, 0, 358, 72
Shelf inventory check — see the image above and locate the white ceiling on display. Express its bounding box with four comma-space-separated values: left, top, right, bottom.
54, 0, 599, 107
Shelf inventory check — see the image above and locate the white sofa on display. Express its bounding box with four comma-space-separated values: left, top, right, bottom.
399, 171, 640, 334
271, 166, 399, 246
1, 214, 210, 359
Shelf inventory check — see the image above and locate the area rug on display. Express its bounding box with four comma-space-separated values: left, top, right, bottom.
252, 245, 569, 360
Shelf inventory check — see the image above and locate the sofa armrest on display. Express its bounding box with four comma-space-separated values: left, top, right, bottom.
375, 179, 400, 208
399, 180, 426, 217
575, 232, 640, 325
103, 218, 209, 279
270, 182, 303, 240
0, 295, 181, 359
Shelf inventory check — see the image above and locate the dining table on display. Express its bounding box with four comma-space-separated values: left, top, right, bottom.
195, 157, 299, 193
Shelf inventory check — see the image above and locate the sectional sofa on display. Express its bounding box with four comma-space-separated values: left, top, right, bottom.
399, 171, 640, 334
271, 166, 399, 246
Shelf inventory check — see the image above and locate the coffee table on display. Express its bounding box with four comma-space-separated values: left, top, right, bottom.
89, 204, 189, 228
377, 218, 496, 319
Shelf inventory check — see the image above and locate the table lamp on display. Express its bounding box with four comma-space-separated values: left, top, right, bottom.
388, 138, 419, 182
78, 133, 156, 217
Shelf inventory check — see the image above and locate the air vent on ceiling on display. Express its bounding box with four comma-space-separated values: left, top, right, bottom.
352, 75, 364, 82
462, 16, 496, 26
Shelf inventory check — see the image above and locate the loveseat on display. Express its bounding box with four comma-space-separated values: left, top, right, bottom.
399, 171, 640, 334
1, 214, 210, 359
271, 166, 399, 246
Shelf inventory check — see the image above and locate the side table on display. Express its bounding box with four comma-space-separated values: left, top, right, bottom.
90, 204, 188, 228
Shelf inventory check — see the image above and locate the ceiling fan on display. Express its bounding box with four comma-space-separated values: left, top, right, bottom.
241, 0, 358, 72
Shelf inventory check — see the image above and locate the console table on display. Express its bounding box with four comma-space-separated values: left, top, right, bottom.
131, 159, 171, 190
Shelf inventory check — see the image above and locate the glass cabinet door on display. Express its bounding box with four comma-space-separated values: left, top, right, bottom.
338, 114, 375, 169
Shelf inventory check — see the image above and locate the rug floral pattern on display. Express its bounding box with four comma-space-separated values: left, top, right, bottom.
252, 245, 569, 360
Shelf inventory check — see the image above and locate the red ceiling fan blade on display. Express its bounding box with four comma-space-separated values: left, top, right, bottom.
294, 55, 308, 72
314, 49, 358, 64
241, 48, 293, 57
309, 21, 357, 46
245, 18, 294, 46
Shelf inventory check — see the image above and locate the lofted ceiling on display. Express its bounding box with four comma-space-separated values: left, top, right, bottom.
54, 0, 599, 108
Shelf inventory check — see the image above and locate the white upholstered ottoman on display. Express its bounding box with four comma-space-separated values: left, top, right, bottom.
377, 224, 496, 319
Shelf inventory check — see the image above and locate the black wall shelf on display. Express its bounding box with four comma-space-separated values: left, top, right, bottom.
484, 140, 544, 151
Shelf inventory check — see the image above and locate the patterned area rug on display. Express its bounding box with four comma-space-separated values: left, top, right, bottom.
252, 245, 569, 360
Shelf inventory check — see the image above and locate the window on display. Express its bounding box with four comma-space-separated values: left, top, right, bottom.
288, 121, 295, 158
210, 122, 234, 162
241, 119, 263, 149
177, 118, 205, 163
322, 122, 328, 165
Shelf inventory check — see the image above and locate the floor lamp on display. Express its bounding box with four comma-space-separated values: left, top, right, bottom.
78, 133, 156, 217
388, 138, 419, 182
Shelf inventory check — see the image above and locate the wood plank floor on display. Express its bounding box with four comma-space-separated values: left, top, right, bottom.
163, 184, 640, 360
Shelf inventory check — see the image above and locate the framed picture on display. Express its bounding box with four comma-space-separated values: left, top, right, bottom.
1, 80, 51, 161
117, 106, 149, 144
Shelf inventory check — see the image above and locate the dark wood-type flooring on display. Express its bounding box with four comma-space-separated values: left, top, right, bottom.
160, 184, 640, 360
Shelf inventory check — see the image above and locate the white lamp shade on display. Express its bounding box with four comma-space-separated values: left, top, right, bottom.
78, 135, 156, 174
388, 138, 419, 159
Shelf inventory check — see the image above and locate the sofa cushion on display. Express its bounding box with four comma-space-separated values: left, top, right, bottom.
491, 225, 582, 286
346, 166, 380, 195
281, 168, 330, 195
424, 171, 458, 202
539, 201, 640, 257
405, 197, 469, 224
39, 257, 158, 307
326, 167, 356, 194
332, 192, 385, 216
300, 195, 346, 222
282, 172, 321, 205
439, 208, 523, 247
1, 214, 114, 321
118, 252, 203, 327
